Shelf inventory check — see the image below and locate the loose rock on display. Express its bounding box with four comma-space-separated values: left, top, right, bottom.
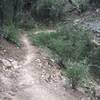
95, 86, 100, 98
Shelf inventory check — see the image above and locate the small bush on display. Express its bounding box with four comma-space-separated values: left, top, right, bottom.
90, 0, 100, 7
3, 24, 20, 46
65, 60, 88, 89
18, 13, 35, 29
31, 31, 58, 46
71, 0, 89, 12
89, 47, 100, 78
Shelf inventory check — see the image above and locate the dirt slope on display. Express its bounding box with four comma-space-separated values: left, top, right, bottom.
0, 33, 78, 100
14, 34, 76, 100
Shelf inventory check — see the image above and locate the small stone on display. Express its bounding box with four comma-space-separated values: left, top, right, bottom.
2, 59, 12, 67
42, 70, 46, 74
95, 86, 100, 98
3, 49, 6, 53
35, 59, 41, 63
11, 60, 18, 69
74, 19, 80, 25
50, 59, 55, 63
39, 63, 42, 67
17, 47, 19, 49
41, 74, 45, 78
96, 9, 100, 13
7, 58, 14, 62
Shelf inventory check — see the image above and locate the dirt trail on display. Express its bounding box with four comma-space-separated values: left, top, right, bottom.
0, 33, 77, 100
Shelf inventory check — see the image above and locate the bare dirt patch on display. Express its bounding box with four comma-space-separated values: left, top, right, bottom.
0, 33, 82, 100
0, 38, 25, 61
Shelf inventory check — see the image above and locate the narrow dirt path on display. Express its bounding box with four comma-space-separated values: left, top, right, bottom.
9, 33, 77, 100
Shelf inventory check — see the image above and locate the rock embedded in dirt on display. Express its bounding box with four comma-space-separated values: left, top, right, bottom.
95, 86, 100, 98
77, 87, 86, 94
11, 60, 19, 69
0, 58, 20, 69
3, 49, 6, 53
7, 58, 14, 62
73, 19, 81, 25
1, 59, 12, 70
96, 9, 100, 13
35, 59, 41, 63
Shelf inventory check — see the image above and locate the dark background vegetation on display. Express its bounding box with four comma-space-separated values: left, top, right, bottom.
0, 0, 99, 27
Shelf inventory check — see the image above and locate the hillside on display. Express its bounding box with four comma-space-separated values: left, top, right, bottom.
0, 0, 100, 100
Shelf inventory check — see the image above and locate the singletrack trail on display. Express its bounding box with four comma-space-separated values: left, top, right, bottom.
14, 33, 76, 100
0, 32, 78, 100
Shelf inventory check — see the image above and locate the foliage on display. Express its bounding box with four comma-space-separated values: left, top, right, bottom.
89, 47, 100, 78
65, 60, 88, 89
0, 0, 23, 25
32, 0, 65, 21
18, 14, 35, 29
3, 24, 20, 46
0, 0, 66, 27
71, 0, 89, 12
31, 24, 92, 62
31, 31, 57, 46
89, 0, 100, 7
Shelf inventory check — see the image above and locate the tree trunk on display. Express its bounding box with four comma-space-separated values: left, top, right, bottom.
0, 0, 4, 27
71, 78, 77, 90
13, 0, 18, 25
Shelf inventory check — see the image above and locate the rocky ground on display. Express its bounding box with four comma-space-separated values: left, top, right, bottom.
0, 33, 79, 100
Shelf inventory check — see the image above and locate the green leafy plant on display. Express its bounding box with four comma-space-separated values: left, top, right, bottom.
31, 23, 92, 62
3, 24, 20, 46
89, 47, 100, 78
65, 60, 88, 89
71, 0, 89, 12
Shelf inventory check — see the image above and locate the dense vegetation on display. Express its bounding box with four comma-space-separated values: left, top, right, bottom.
32, 24, 92, 61
0, 0, 99, 27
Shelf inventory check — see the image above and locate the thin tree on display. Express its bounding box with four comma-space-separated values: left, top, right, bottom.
0, 0, 4, 27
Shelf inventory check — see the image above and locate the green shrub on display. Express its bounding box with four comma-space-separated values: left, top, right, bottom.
71, 0, 89, 12
89, 0, 100, 7
31, 31, 57, 46
18, 13, 35, 29
3, 24, 20, 46
89, 47, 100, 78
31, 24, 92, 62
32, 0, 65, 21
65, 60, 88, 89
